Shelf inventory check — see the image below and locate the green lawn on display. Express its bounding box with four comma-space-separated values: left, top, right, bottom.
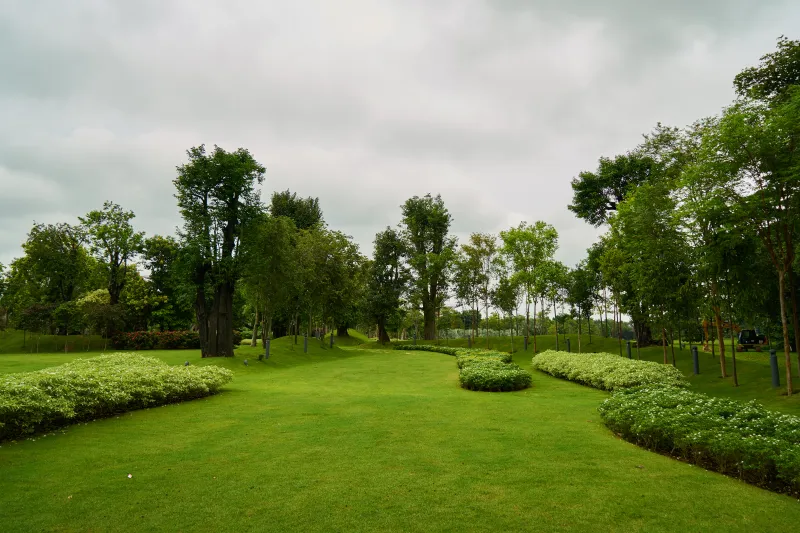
2, 337, 800, 531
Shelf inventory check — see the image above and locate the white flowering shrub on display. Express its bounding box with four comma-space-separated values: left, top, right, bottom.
531, 350, 688, 391
0, 353, 233, 441
599, 387, 800, 496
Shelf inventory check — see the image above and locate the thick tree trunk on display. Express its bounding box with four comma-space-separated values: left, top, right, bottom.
213, 282, 235, 357
778, 270, 794, 396
195, 284, 210, 358
377, 321, 390, 344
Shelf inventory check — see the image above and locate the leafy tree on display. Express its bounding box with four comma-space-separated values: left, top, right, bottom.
400, 194, 456, 340
80, 202, 144, 306
567, 261, 598, 351
240, 215, 297, 345
142, 235, 193, 331
734, 36, 800, 104
366, 228, 408, 343
269, 190, 324, 230
462, 233, 501, 348
500, 221, 558, 351
174, 145, 266, 357
492, 273, 520, 351
568, 152, 660, 226
21, 222, 90, 305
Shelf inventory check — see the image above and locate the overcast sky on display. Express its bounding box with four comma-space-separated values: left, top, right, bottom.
1, 0, 799, 269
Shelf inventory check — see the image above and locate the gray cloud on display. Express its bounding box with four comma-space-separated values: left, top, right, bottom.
1, 0, 799, 273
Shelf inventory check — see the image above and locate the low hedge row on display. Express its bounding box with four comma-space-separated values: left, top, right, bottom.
599, 387, 800, 496
394, 344, 531, 391
112, 330, 243, 350
0, 354, 233, 441
531, 350, 688, 391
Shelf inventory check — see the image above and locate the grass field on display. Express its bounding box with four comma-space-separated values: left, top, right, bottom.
2, 334, 800, 532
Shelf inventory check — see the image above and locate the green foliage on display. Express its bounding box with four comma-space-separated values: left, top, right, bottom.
393, 344, 459, 355
456, 353, 511, 369
366, 228, 408, 343
734, 36, 800, 103
599, 387, 800, 496
568, 152, 660, 226
458, 360, 532, 392
0, 354, 233, 441
112, 330, 202, 350
531, 350, 688, 390
269, 190, 324, 230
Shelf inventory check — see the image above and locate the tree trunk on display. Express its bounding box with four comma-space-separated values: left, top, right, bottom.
423, 305, 436, 340
578, 304, 582, 354
669, 327, 676, 367
250, 309, 259, 347
778, 270, 794, 396
553, 295, 559, 351
525, 297, 530, 351
337, 325, 349, 337
213, 282, 235, 357
195, 284, 210, 358
532, 299, 538, 353
713, 304, 727, 378
790, 269, 800, 376
378, 321, 390, 344
662, 327, 668, 364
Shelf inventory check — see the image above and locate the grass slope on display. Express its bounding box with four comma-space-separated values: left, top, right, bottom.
1, 341, 800, 531
0, 329, 107, 354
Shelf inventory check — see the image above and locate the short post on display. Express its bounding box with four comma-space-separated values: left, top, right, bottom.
626, 340, 632, 360
304, 333, 308, 353
330, 332, 334, 348
692, 346, 699, 375
566, 338, 571, 353
467, 335, 471, 349
413, 332, 417, 346
770, 349, 780, 388
264, 339, 271, 360
524, 336, 528, 351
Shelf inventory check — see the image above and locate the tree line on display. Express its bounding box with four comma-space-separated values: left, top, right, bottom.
567, 36, 800, 395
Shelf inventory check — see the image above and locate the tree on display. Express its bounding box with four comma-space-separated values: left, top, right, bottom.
734, 36, 800, 104
703, 92, 800, 394
240, 215, 297, 346
269, 190, 324, 230
366, 228, 408, 343
500, 221, 558, 352
174, 145, 266, 357
400, 194, 456, 340
567, 261, 598, 352
21, 222, 90, 305
142, 235, 193, 331
462, 233, 501, 348
80, 202, 144, 306
492, 273, 520, 351
568, 152, 660, 226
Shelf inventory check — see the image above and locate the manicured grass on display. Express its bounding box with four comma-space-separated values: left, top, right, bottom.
1, 339, 800, 531
0, 329, 107, 354
394, 334, 800, 416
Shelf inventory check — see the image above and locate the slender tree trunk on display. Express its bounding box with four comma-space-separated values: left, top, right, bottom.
662, 327, 668, 364
713, 305, 727, 377
587, 313, 592, 344
553, 295, 559, 351
532, 299, 538, 353
669, 327, 676, 367
617, 298, 622, 354
525, 295, 530, 351
778, 270, 794, 396
250, 309, 259, 347
578, 304, 582, 353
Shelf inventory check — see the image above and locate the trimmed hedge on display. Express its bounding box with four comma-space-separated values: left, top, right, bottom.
0, 354, 233, 441
459, 360, 532, 392
599, 387, 800, 496
531, 350, 688, 391
112, 330, 243, 350
394, 344, 531, 391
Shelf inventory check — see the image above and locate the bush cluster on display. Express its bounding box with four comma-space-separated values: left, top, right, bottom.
458, 359, 532, 392
0, 354, 234, 441
531, 350, 688, 391
598, 387, 800, 496
393, 344, 531, 391
112, 330, 243, 350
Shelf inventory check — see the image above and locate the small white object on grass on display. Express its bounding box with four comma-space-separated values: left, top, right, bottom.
128, 474, 133, 478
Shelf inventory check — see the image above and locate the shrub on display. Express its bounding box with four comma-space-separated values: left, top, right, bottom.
531, 350, 688, 391
456, 353, 512, 368
393, 345, 459, 356
0, 354, 233, 441
112, 330, 242, 350
598, 387, 800, 496
459, 361, 532, 392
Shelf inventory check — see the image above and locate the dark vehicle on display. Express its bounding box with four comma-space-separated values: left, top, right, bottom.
737, 330, 768, 352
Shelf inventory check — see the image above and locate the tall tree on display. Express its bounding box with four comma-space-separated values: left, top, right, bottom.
734, 36, 800, 104
462, 233, 501, 348
269, 190, 324, 230
80, 202, 144, 306
174, 145, 266, 357
500, 221, 558, 352
400, 194, 456, 340
142, 235, 192, 331
568, 152, 660, 226
366, 228, 408, 344
20, 222, 90, 305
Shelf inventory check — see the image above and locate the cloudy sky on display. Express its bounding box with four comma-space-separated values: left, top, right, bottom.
1, 0, 798, 268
